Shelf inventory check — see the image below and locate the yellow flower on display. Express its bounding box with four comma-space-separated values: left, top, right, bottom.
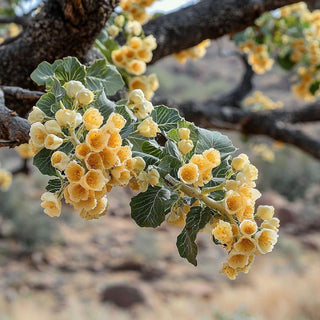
232, 153, 249, 171
239, 219, 258, 236
83, 107, 103, 130
86, 128, 109, 152
255, 228, 278, 254
117, 146, 132, 163
227, 251, 249, 269
178, 163, 199, 184
107, 25, 120, 38
129, 36, 143, 50
44, 134, 63, 150
75, 143, 91, 160
212, 220, 233, 245
76, 88, 94, 105
128, 89, 145, 104
143, 35, 157, 50
114, 15, 125, 28
224, 190, 244, 214
65, 80, 85, 98
15, 143, 34, 159
65, 161, 85, 183
147, 168, 160, 185
80, 197, 108, 220
137, 117, 160, 137
234, 236, 256, 254
44, 120, 62, 135
100, 147, 120, 169
105, 112, 126, 131
85, 152, 104, 170
166, 207, 186, 227
80, 169, 106, 191
0, 169, 12, 191
256, 205, 274, 220
178, 128, 190, 140
178, 139, 194, 155
51, 151, 69, 171
203, 148, 221, 167
220, 263, 238, 280
67, 182, 89, 202
40, 192, 61, 217
107, 131, 122, 148
29, 122, 47, 148
28, 106, 45, 124
127, 59, 146, 75
55, 109, 82, 128
190, 154, 211, 172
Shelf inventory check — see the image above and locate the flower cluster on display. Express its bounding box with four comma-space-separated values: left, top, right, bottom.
238, 41, 273, 74
28, 82, 160, 220
173, 40, 211, 64
178, 135, 221, 187
96, 1, 159, 100
235, 2, 320, 100
208, 154, 278, 279
244, 91, 283, 110
112, 35, 157, 76
0, 164, 12, 191
119, 0, 157, 24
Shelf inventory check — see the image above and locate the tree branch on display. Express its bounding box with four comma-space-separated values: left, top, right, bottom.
145, 0, 310, 64
0, 89, 30, 147
0, 0, 119, 89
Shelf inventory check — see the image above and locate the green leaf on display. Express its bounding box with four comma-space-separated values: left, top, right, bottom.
130, 186, 177, 227
165, 139, 180, 158
30, 61, 55, 86
151, 105, 182, 133
54, 57, 86, 84
195, 128, 236, 159
127, 132, 150, 152
204, 158, 231, 188
46, 179, 63, 193
176, 206, 213, 266
94, 90, 116, 123
158, 155, 181, 177
86, 59, 124, 96
141, 140, 165, 158
131, 151, 159, 166
276, 53, 296, 71
36, 93, 56, 117
309, 81, 320, 95
33, 142, 74, 176
52, 77, 66, 101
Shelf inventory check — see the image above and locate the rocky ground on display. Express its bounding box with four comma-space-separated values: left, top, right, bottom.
0, 184, 319, 320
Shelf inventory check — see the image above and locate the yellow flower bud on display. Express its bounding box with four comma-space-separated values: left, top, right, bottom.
55, 109, 82, 127
51, 151, 69, 171
28, 106, 45, 124
178, 128, 190, 140
107, 25, 120, 38
232, 153, 249, 171
178, 139, 194, 155
40, 192, 61, 217
76, 88, 94, 105
256, 205, 274, 220
29, 122, 47, 148
128, 89, 145, 104
45, 120, 62, 135
65, 80, 85, 98
148, 168, 159, 186
137, 117, 160, 137
114, 15, 125, 28
44, 134, 63, 150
